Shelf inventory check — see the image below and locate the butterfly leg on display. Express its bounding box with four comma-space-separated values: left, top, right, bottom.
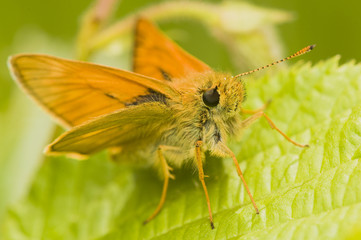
241, 110, 309, 148
219, 142, 259, 214
195, 140, 215, 229
241, 100, 271, 115
144, 145, 175, 225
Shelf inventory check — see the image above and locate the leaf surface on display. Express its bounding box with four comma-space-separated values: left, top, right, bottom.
2, 57, 361, 240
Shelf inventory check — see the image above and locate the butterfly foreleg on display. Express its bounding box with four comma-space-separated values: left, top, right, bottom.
143, 145, 175, 225
240, 110, 309, 148
241, 100, 272, 115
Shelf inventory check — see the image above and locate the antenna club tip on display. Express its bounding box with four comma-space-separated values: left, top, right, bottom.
233, 44, 316, 79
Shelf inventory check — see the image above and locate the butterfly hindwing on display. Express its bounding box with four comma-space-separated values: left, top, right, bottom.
45, 102, 173, 158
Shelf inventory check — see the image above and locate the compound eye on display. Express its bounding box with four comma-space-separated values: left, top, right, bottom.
202, 87, 220, 107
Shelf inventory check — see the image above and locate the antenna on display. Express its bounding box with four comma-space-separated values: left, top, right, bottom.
234, 44, 316, 79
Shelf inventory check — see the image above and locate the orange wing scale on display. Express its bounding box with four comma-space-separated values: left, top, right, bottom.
9, 54, 178, 128
133, 18, 211, 81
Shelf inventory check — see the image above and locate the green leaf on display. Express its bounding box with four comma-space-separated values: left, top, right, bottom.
2, 57, 361, 240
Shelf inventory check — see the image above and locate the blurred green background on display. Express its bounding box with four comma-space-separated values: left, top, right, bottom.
1, 0, 359, 102
1, 0, 360, 108
1, 0, 360, 83
1, 0, 360, 63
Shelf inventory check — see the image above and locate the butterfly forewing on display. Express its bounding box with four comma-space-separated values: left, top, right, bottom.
133, 18, 211, 81
9, 54, 178, 128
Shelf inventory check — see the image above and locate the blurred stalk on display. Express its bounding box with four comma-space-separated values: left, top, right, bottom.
76, 1, 293, 68
76, 0, 119, 61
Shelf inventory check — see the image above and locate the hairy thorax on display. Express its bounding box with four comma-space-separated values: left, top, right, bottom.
157, 71, 246, 166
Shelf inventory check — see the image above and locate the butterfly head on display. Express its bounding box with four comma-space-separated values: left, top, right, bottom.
199, 72, 246, 117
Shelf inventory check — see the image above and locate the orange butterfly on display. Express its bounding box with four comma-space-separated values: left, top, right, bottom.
8, 18, 314, 229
